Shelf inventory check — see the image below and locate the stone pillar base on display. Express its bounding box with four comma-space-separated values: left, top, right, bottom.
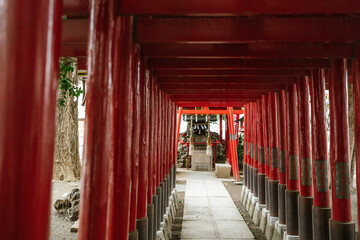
271, 221, 286, 240
265, 215, 277, 240
260, 208, 270, 233
252, 203, 266, 226
246, 192, 253, 211
249, 196, 258, 218
283, 232, 299, 240
312, 206, 331, 240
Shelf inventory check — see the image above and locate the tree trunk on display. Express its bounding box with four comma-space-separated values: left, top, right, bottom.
53, 57, 81, 181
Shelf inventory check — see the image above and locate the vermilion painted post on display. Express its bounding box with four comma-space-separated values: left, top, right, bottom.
269, 92, 279, 219
137, 57, 150, 238
226, 116, 230, 165
227, 107, 240, 181
353, 55, 360, 240
258, 97, 266, 206
154, 80, 161, 233
79, 0, 119, 239
243, 105, 248, 188
328, 59, 355, 240
106, 16, 134, 240
220, 115, 223, 144
0, 0, 61, 238
310, 69, 331, 240
129, 44, 141, 239
176, 107, 183, 159
253, 101, 260, 198
278, 90, 288, 225
264, 94, 270, 211
249, 103, 254, 193
285, 84, 300, 236
147, 69, 155, 240
297, 76, 314, 240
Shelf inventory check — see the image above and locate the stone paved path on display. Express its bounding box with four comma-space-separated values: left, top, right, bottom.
179, 170, 255, 240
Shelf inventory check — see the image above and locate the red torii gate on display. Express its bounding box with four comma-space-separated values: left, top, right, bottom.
2, 1, 360, 240
175, 107, 243, 181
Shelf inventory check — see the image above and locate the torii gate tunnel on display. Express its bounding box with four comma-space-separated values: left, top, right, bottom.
1, 0, 360, 240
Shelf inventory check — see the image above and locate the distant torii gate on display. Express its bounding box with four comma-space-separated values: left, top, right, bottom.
176, 107, 244, 181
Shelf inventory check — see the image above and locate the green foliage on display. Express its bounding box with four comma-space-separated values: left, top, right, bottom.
58, 60, 82, 108
237, 132, 244, 169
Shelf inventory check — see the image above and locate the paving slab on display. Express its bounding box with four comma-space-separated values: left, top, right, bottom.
180, 170, 255, 240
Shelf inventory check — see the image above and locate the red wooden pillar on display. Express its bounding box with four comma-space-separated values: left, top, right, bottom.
269, 92, 279, 218
285, 84, 300, 236
128, 44, 141, 238
329, 59, 355, 240
248, 103, 254, 193
297, 76, 314, 240
263, 94, 270, 210
0, 0, 61, 238
79, 1, 119, 239
243, 105, 248, 188
154, 79, 162, 233
147, 69, 156, 240
253, 101, 261, 198
310, 69, 331, 240
137, 57, 150, 238
226, 115, 230, 165
106, 16, 135, 240
256, 98, 265, 205
220, 115, 223, 144
227, 107, 240, 181
353, 55, 360, 240
278, 90, 288, 225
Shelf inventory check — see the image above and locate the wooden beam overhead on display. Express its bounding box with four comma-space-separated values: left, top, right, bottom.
157, 76, 298, 84
161, 83, 286, 90
137, 16, 360, 43
150, 58, 330, 69
154, 69, 310, 77
117, 0, 360, 15
142, 43, 357, 59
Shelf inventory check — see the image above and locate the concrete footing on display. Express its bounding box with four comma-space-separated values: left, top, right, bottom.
260, 208, 270, 233
283, 232, 300, 240
155, 187, 179, 240
246, 192, 253, 211
271, 221, 286, 240
249, 196, 258, 218
242, 187, 249, 206
265, 215, 277, 240
252, 203, 266, 226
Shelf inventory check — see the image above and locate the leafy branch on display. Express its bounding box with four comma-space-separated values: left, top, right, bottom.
58, 59, 82, 108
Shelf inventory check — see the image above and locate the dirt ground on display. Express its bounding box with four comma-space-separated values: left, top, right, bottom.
50, 181, 80, 240
223, 180, 267, 240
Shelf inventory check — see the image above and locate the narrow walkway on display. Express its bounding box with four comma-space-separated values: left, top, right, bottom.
178, 170, 255, 240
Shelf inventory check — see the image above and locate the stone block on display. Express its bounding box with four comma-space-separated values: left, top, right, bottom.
215, 163, 231, 178
265, 215, 277, 240
283, 231, 299, 240
252, 203, 266, 226
260, 208, 269, 233
246, 192, 253, 211
272, 221, 286, 240
249, 196, 258, 218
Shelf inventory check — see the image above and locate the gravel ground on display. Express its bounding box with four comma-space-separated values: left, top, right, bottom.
50, 181, 80, 240
223, 180, 266, 240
